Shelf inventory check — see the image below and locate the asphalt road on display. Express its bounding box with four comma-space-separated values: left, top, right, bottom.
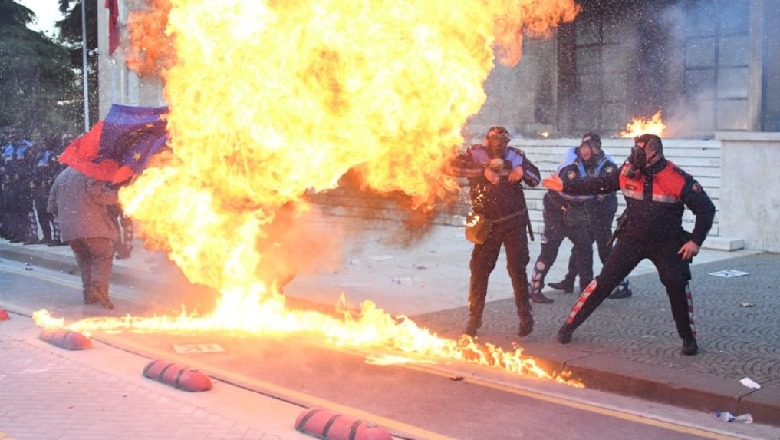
2, 258, 778, 440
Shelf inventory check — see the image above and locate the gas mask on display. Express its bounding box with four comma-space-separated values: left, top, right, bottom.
485, 127, 510, 159
625, 143, 659, 178
627, 134, 663, 175
583, 156, 599, 169
487, 144, 505, 160
628, 145, 649, 170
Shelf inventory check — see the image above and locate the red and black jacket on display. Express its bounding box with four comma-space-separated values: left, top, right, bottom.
562, 158, 716, 246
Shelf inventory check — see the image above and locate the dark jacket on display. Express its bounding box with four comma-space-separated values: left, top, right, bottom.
462, 145, 540, 220
563, 158, 716, 246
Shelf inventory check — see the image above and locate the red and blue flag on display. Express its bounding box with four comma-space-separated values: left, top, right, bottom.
59, 104, 169, 183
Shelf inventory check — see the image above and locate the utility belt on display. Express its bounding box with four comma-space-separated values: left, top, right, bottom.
548, 194, 591, 228
466, 208, 533, 245
548, 196, 570, 213
548, 193, 587, 213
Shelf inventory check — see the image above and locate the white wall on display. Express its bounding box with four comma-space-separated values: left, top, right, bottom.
718, 132, 780, 252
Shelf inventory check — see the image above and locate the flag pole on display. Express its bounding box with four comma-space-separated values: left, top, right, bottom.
81, 0, 90, 132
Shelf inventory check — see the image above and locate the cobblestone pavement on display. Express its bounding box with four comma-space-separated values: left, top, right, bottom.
415, 252, 780, 387
412, 253, 780, 427
0, 313, 310, 440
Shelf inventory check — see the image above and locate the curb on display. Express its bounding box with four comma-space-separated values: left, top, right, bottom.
521, 343, 780, 426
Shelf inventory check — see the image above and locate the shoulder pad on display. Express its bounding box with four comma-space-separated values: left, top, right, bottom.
558, 162, 578, 176
672, 165, 691, 178
507, 146, 525, 156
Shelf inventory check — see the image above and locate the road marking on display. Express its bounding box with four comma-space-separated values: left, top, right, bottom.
402, 363, 739, 440
172, 343, 225, 353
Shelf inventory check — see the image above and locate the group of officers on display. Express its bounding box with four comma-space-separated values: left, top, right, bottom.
455, 126, 716, 356
0, 131, 66, 246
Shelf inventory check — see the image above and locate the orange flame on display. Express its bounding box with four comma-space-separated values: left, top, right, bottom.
32, 302, 580, 385
125, 0, 174, 76
621, 111, 666, 138
36, 0, 582, 384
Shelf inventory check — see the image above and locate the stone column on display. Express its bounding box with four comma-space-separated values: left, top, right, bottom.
747, 0, 764, 131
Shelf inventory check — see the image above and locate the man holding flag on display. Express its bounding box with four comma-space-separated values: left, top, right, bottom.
47, 104, 168, 308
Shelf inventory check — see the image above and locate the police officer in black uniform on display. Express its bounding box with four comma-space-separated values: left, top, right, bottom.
548, 133, 633, 298
529, 139, 600, 303
543, 134, 716, 356
31, 141, 62, 245
453, 126, 541, 338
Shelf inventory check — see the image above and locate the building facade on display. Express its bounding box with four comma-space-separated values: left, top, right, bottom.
468, 0, 780, 137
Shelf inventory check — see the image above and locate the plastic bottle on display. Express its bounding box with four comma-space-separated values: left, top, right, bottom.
715, 411, 753, 423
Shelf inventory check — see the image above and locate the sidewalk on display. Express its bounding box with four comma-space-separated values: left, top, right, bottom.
0, 312, 313, 440
0, 218, 778, 428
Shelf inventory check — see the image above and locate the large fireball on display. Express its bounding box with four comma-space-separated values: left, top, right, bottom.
123, 0, 579, 306
36, 0, 582, 384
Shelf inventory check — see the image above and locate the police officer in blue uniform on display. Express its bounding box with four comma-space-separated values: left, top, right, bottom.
548, 133, 633, 298
528, 138, 601, 304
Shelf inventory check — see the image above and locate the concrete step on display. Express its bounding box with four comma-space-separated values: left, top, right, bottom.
701, 236, 745, 251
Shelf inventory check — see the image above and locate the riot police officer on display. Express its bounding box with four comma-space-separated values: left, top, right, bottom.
452, 126, 541, 338
543, 134, 716, 356
528, 139, 600, 304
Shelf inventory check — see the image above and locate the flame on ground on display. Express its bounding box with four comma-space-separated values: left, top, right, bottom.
621, 111, 667, 138
35, 1, 582, 385
32, 298, 581, 386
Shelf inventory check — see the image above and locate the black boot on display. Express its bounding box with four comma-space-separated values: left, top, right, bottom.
529, 263, 555, 304
528, 283, 554, 304
465, 280, 485, 337
681, 336, 698, 356
548, 277, 575, 294
557, 324, 574, 344
608, 280, 633, 299
517, 315, 534, 337
464, 317, 480, 337
83, 289, 98, 305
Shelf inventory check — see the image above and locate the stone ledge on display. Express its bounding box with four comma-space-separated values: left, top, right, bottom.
703, 237, 745, 251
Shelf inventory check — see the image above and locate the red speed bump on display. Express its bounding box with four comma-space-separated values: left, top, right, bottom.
295, 408, 393, 440
0, 309, 9, 321
142, 359, 212, 392
39, 328, 93, 350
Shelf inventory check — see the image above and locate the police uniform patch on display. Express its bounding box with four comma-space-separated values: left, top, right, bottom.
692, 183, 702, 193
567, 171, 576, 180
605, 166, 615, 174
